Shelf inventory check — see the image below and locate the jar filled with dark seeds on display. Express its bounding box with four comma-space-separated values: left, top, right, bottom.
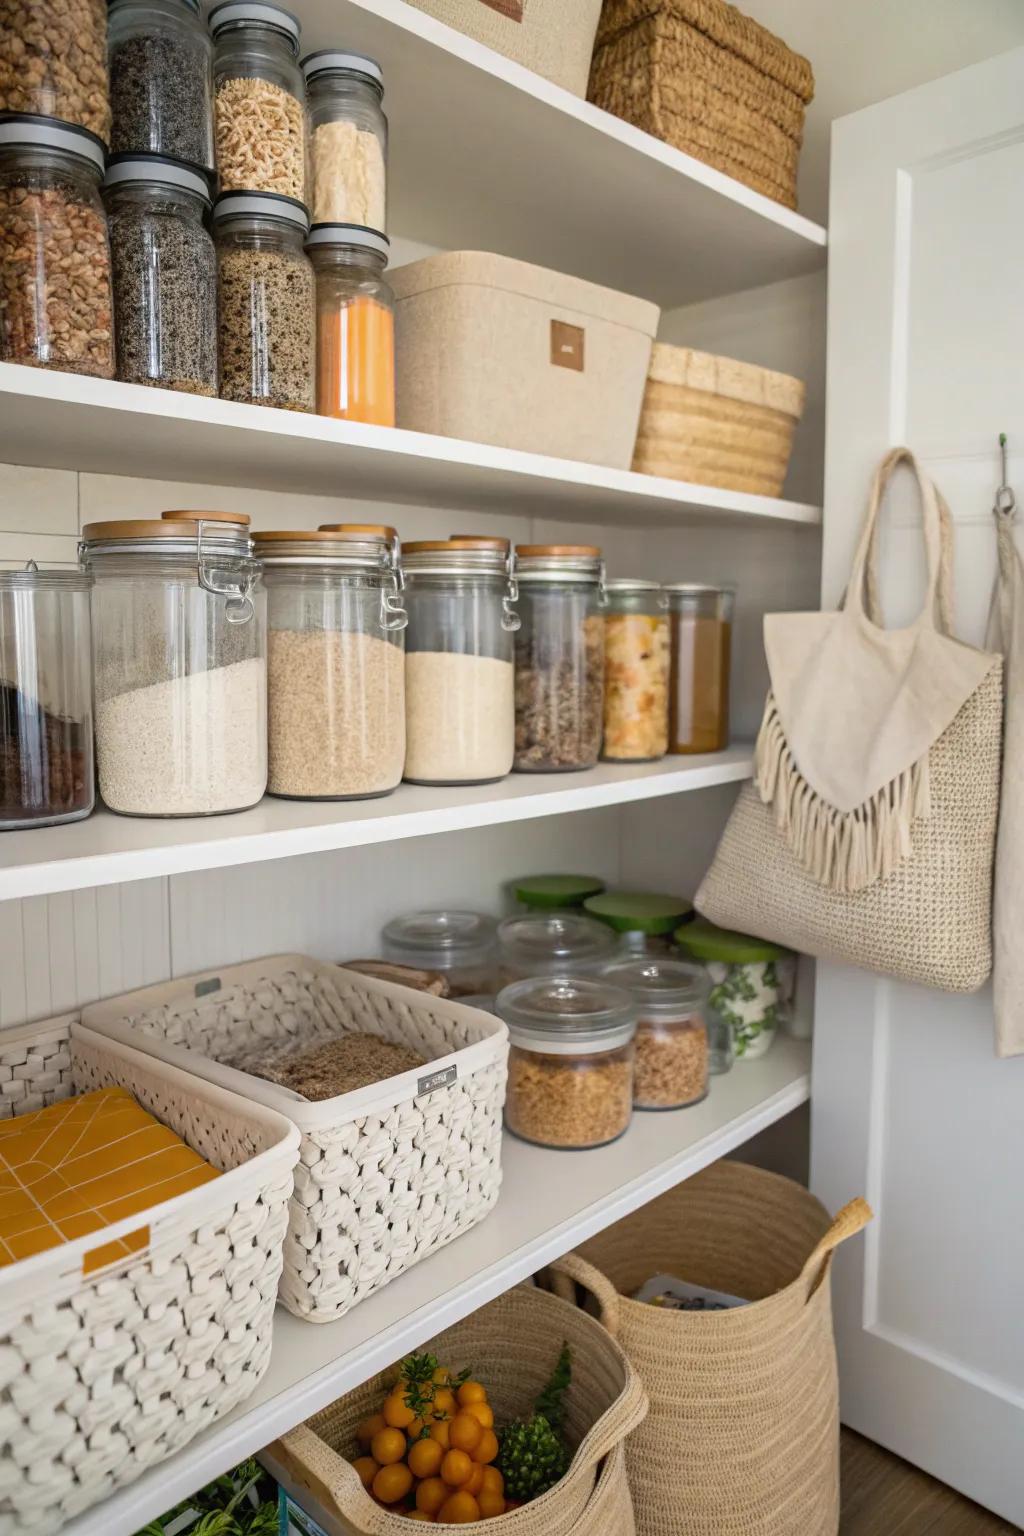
104, 153, 218, 395
108, 0, 215, 172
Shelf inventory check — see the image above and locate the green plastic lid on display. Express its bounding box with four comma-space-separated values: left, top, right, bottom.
513, 874, 606, 911
674, 918, 790, 964
584, 891, 694, 936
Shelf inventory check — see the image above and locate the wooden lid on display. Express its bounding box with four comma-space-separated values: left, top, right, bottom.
317, 523, 397, 540
82, 513, 250, 540
447, 535, 511, 552
161, 509, 251, 525
516, 544, 602, 557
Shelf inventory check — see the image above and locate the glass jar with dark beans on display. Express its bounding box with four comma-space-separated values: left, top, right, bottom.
108, 0, 215, 171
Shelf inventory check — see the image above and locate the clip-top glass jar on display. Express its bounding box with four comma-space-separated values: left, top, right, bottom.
513, 544, 606, 772
302, 50, 386, 229
497, 911, 617, 985
667, 583, 735, 754
584, 891, 694, 958
602, 578, 669, 762
108, 0, 215, 170
1, 565, 94, 829
254, 524, 405, 799
402, 539, 519, 785
382, 910, 497, 999
210, 0, 306, 201
603, 958, 709, 1110
81, 510, 266, 817
675, 918, 791, 1062
497, 975, 636, 1150
307, 223, 394, 425
0, 115, 114, 379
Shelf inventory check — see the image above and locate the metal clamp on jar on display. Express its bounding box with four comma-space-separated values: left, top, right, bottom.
80, 510, 266, 817
513, 544, 606, 772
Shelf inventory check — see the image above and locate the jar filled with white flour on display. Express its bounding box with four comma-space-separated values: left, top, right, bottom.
81, 510, 267, 816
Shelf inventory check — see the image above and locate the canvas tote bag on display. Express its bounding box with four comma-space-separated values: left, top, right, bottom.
697, 447, 1003, 993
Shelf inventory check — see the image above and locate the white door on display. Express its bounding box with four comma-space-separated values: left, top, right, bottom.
810, 47, 1024, 1525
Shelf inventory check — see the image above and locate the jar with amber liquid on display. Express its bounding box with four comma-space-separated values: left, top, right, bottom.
666, 584, 734, 754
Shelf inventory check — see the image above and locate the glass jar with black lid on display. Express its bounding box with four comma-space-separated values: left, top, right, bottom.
303, 50, 386, 230
108, 0, 215, 170
210, 0, 307, 201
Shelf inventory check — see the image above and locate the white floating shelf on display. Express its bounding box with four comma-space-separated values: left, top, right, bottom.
65, 1036, 811, 1536
0, 366, 820, 529
0, 746, 751, 901
294, 0, 826, 308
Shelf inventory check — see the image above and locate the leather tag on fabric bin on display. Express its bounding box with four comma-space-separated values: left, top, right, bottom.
551, 320, 585, 372
478, 0, 523, 18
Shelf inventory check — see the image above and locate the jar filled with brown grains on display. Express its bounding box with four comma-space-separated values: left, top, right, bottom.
667, 583, 735, 754
213, 189, 315, 411
602, 578, 669, 762
603, 958, 709, 1111
254, 524, 406, 799
513, 545, 606, 772
0, 115, 114, 377
210, 0, 306, 201
0, 0, 110, 140
497, 975, 636, 1150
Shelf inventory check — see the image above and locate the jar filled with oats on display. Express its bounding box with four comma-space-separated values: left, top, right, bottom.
497, 975, 636, 1150
302, 50, 386, 230
210, 0, 307, 202
603, 958, 709, 1111
602, 578, 669, 762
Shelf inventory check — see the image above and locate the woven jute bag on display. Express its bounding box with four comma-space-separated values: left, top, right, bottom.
267, 1277, 647, 1534
697, 448, 1004, 993
548, 1162, 872, 1536
405, 0, 604, 97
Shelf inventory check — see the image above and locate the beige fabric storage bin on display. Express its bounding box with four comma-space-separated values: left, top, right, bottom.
632, 342, 806, 496
405, 0, 604, 98
391, 251, 660, 470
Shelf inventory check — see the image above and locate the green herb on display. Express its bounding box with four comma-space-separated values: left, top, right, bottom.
134, 1458, 278, 1536
497, 1343, 572, 1502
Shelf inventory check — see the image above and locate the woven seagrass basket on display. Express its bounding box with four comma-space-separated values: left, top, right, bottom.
83, 956, 509, 1323
588, 0, 815, 209
632, 343, 806, 496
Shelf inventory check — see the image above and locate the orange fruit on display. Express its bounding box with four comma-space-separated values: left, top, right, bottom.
457, 1381, 487, 1408
416, 1477, 448, 1516
427, 1418, 451, 1450
438, 1491, 481, 1524
449, 1412, 483, 1454
440, 1448, 474, 1487
433, 1387, 457, 1417
351, 1456, 379, 1490
481, 1467, 504, 1497
408, 1415, 426, 1439
478, 1491, 506, 1518
372, 1462, 414, 1504
463, 1462, 485, 1497
431, 1366, 451, 1385
471, 1429, 499, 1466
383, 1392, 416, 1429
357, 1412, 387, 1446
408, 1437, 444, 1479
370, 1426, 407, 1466
465, 1402, 494, 1431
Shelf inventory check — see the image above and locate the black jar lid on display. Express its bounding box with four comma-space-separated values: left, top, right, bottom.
0, 113, 106, 171
103, 152, 212, 202
209, 0, 300, 47
306, 223, 389, 260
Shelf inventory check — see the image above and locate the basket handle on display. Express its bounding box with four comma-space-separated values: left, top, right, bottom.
546, 1252, 622, 1340
271, 1427, 391, 1535
798, 1197, 873, 1302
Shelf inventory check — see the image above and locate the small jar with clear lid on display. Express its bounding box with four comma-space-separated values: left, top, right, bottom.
108, 0, 215, 170
514, 545, 605, 772
210, 0, 307, 201
302, 50, 386, 230
402, 539, 519, 785
497, 911, 617, 986
307, 223, 394, 426
511, 874, 606, 914
675, 918, 791, 1062
584, 891, 693, 959
604, 958, 709, 1110
1, 565, 94, 829
81, 510, 266, 817
0, 115, 114, 378
602, 579, 669, 762
214, 189, 315, 411
382, 911, 497, 998
667, 583, 735, 754
497, 975, 636, 1150
255, 524, 405, 799
104, 153, 218, 396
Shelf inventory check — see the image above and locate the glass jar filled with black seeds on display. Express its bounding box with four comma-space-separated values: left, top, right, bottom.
108, 0, 215, 171
104, 153, 218, 395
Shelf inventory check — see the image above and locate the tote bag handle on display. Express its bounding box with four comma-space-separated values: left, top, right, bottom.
846, 447, 955, 635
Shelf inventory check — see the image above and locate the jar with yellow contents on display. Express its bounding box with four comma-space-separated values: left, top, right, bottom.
601, 578, 669, 762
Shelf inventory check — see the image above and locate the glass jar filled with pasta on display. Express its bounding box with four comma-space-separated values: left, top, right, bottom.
307, 223, 394, 426
513, 544, 605, 772
210, 0, 306, 202
303, 50, 386, 230
602, 578, 669, 762
667, 583, 735, 754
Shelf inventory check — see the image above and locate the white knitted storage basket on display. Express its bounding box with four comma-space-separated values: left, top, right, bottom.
83, 957, 509, 1324
0, 1015, 298, 1534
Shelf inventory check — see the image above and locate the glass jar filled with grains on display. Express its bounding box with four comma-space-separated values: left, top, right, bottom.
302, 50, 386, 230
675, 918, 791, 1062
81, 510, 266, 817
602, 578, 669, 762
1, 565, 94, 830
254, 524, 406, 800
213, 189, 315, 411
382, 911, 498, 999
307, 223, 394, 426
1, 0, 109, 139
497, 975, 636, 1150
667, 583, 735, 754
512, 874, 606, 913
584, 890, 694, 959
0, 115, 113, 378
402, 539, 518, 785
210, 0, 306, 201
108, 0, 214, 171
603, 958, 709, 1111
496, 911, 617, 986
103, 153, 218, 396
513, 545, 605, 772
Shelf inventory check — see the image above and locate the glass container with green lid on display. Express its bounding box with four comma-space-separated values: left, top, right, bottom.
675, 918, 791, 1061
496, 974, 636, 1149
512, 874, 606, 912
382, 909, 497, 998
584, 890, 694, 956
497, 911, 617, 984
603, 958, 708, 1109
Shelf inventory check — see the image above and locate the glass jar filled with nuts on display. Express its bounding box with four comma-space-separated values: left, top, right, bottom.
1, 0, 110, 140
603, 958, 709, 1110
210, 0, 307, 202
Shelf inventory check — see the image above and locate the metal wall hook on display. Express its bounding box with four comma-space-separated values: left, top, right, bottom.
995, 432, 1018, 522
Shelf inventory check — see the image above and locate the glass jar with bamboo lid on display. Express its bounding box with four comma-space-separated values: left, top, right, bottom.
513, 544, 606, 772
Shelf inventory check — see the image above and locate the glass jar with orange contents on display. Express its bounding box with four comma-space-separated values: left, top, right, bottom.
666, 583, 735, 754
307, 222, 394, 426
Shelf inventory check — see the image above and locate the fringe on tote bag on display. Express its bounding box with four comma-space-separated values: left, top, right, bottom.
697, 447, 1003, 993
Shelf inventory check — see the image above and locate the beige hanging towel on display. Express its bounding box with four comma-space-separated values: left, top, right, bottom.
988, 476, 1024, 1056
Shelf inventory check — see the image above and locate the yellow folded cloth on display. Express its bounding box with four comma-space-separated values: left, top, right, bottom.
0, 1085, 219, 1271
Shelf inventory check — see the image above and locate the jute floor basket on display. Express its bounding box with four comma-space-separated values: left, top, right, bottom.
550, 1161, 872, 1536
267, 1277, 647, 1534
632, 343, 806, 497
588, 0, 814, 208
405, 0, 604, 97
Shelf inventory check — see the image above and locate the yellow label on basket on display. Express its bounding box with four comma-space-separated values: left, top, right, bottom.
551, 320, 585, 372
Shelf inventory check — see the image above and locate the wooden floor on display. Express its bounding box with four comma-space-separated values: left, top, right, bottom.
840, 1431, 1020, 1535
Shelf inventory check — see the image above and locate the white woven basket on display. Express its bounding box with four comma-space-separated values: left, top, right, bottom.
0, 1014, 298, 1534
82, 957, 509, 1323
